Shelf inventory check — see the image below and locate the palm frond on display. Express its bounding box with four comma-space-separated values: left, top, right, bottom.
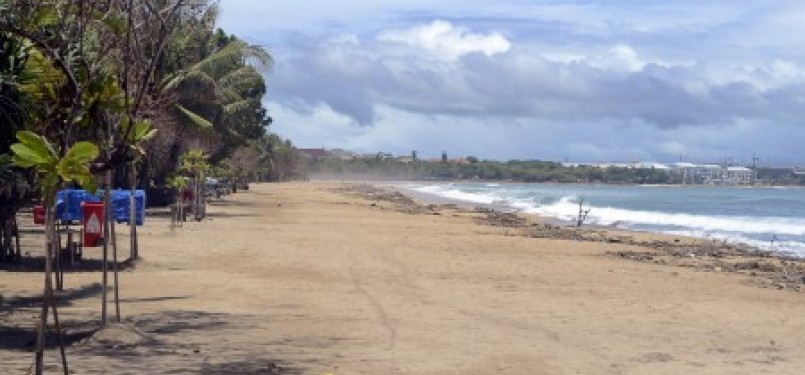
192, 39, 272, 80
217, 87, 241, 103
175, 104, 213, 132
193, 40, 247, 79
218, 66, 258, 87
223, 98, 258, 116
161, 69, 216, 95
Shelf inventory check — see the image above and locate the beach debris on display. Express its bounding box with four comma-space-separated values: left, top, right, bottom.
474, 209, 527, 228
609, 240, 805, 292
576, 197, 591, 228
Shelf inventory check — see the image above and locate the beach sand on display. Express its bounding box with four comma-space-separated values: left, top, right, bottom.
2, 182, 805, 374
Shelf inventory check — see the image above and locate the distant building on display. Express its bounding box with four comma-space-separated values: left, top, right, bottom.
566, 160, 756, 185
724, 166, 753, 184
297, 148, 331, 159
694, 164, 724, 184
565, 161, 669, 170
329, 149, 357, 160
633, 162, 670, 170
669, 163, 753, 184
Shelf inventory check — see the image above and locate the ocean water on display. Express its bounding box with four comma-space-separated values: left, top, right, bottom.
404, 182, 805, 257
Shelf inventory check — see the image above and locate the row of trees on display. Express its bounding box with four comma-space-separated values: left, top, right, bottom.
306, 158, 679, 184
1, 0, 299, 252
1, 1, 298, 373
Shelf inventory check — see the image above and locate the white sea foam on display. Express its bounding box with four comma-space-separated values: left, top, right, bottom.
529, 195, 805, 237
409, 184, 805, 256
411, 185, 502, 205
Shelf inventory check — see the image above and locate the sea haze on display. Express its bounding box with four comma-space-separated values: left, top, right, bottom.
404, 183, 805, 257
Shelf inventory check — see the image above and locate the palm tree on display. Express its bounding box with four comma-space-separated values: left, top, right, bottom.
148, 5, 272, 179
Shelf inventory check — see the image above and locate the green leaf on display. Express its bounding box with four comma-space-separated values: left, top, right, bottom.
64, 142, 99, 164
15, 130, 41, 147
76, 173, 98, 194
15, 130, 58, 160
141, 128, 157, 141
56, 158, 83, 181
132, 120, 157, 143
11, 153, 38, 168
10, 143, 50, 165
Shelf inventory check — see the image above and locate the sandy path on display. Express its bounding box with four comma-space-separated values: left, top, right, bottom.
2, 182, 805, 374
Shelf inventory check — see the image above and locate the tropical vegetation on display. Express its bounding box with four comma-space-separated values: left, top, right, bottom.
306, 157, 680, 184
0, 1, 297, 373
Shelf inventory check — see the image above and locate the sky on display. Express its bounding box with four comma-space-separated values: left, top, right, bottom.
218, 1, 805, 166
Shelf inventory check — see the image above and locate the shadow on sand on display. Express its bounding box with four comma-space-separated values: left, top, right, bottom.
0, 256, 137, 273
0, 283, 104, 351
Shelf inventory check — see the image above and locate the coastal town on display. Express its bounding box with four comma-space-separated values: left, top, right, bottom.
296, 148, 795, 185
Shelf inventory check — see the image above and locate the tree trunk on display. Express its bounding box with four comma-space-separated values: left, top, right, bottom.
35, 205, 56, 375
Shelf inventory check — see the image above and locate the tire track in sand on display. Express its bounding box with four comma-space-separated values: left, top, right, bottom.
347, 251, 398, 352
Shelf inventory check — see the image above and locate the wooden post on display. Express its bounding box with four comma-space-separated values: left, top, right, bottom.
101, 174, 110, 326
180, 191, 185, 225
1, 219, 6, 262
13, 216, 20, 261
193, 176, 197, 221
111, 215, 121, 322
49, 282, 69, 375
129, 166, 138, 259
55, 228, 63, 291
66, 231, 74, 266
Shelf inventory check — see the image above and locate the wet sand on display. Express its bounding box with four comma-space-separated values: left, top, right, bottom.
2, 182, 805, 374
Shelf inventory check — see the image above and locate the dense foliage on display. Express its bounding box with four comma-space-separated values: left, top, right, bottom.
0, 0, 296, 201
306, 158, 680, 184
1, 1, 299, 371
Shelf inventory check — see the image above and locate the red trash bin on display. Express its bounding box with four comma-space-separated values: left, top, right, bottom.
33, 205, 46, 225
81, 202, 104, 247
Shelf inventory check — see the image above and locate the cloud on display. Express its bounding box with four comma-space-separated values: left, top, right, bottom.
270, 28, 805, 131
220, 1, 805, 165
377, 20, 511, 60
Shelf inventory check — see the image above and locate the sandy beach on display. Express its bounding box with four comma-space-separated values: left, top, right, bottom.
2, 182, 805, 374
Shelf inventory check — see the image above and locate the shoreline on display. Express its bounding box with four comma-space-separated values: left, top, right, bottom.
340, 182, 805, 292
387, 180, 803, 258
